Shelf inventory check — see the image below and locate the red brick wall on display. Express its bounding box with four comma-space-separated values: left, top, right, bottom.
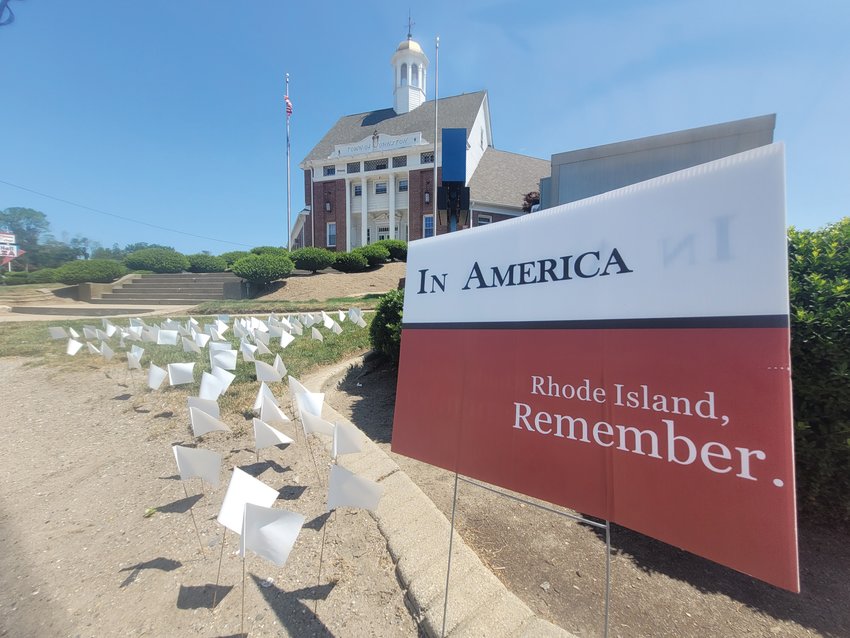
408, 167, 445, 239
311, 178, 346, 251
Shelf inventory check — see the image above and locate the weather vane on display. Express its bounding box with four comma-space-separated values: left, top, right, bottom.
406, 10, 414, 40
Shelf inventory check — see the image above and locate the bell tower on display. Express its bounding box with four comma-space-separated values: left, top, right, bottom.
392, 21, 428, 114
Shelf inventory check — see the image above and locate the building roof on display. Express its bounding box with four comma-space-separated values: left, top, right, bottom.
302, 91, 487, 164
468, 148, 549, 209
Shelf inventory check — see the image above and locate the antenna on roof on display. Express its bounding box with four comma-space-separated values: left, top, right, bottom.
407, 10, 414, 39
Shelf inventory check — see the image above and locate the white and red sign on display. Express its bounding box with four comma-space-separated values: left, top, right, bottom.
0, 231, 15, 245
392, 143, 798, 592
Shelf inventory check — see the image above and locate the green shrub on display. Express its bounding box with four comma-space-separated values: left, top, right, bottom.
2, 271, 30, 285
369, 288, 404, 363
187, 253, 227, 273
250, 246, 289, 256
231, 253, 294, 287
332, 251, 369, 273
788, 218, 850, 523
57, 259, 127, 284
219, 250, 249, 267
373, 239, 407, 261
28, 268, 60, 284
291, 247, 336, 273
124, 248, 189, 273
355, 243, 391, 267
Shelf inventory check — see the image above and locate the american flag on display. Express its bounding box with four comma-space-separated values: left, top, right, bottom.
285, 95, 293, 116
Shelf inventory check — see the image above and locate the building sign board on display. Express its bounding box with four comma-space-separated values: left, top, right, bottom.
331, 132, 426, 159
392, 143, 799, 592
0, 244, 18, 257
0, 231, 15, 244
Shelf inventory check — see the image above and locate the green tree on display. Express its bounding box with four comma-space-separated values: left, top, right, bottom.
0, 207, 50, 269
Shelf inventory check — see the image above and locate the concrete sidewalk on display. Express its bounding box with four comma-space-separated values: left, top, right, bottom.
304, 358, 574, 638
0, 302, 196, 322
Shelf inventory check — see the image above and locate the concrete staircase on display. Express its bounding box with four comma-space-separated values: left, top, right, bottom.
89, 272, 243, 305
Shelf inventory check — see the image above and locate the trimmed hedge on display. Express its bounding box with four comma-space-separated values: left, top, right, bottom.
231, 253, 294, 287
355, 243, 391, 267
369, 288, 404, 363
2, 271, 31, 285
187, 253, 227, 273
290, 247, 336, 273
250, 246, 289, 256
373, 239, 407, 261
28, 268, 60, 284
788, 218, 850, 523
124, 248, 189, 273
57, 259, 127, 284
332, 251, 369, 273
219, 250, 249, 267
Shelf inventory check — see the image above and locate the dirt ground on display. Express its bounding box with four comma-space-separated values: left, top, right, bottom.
0, 357, 420, 638
326, 357, 850, 638
263, 263, 406, 302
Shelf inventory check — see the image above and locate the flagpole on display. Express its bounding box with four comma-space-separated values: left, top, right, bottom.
433, 36, 439, 233
286, 73, 292, 250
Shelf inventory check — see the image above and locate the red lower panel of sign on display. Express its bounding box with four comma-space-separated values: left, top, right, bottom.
392, 327, 798, 592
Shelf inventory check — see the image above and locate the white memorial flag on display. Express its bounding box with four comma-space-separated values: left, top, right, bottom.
253, 382, 279, 412
331, 321, 342, 335
86, 342, 101, 355
287, 375, 309, 397
253, 418, 294, 450
255, 360, 283, 383
199, 372, 224, 400
211, 349, 237, 371
217, 468, 278, 534
68, 327, 80, 339
279, 331, 295, 349
240, 504, 304, 567
260, 396, 290, 425
188, 396, 220, 418
167, 362, 195, 386
148, 363, 167, 390
300, 410, 335, 437
157, 329, 179, 346
48, 327, 68, 340
333, 420, 364, 458
100, 342, 115, 361
211, 366, 235, 393
295, 390, 324, 418
66, 339, 83, 356
311, 327, 323, 342
241, 341, 257, 362
255, 339, 272, 356
127, 351, 142, 369
273, 354, 286, 377
327, 464, 383, 513
173, 445, 222, 488
190, 406, 230, 437
182, 337, 201, 354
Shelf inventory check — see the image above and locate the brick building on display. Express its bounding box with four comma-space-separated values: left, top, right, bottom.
291, 34, 548, 250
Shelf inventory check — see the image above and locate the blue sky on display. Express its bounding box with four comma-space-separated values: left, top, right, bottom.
1, 1, 847, 254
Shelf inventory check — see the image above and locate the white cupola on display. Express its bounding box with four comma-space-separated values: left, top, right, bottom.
392, 33, 428, 114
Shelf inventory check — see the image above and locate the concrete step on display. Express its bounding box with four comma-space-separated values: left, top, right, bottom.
112, 285, 226, 293
137, 274, 239, 282
101, 292, 224, 300
89, 297, 212, 305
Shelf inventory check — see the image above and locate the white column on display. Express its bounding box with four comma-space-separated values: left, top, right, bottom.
388, 173, 396, 240
360, 176, 368, 247
345, 178, 352, 251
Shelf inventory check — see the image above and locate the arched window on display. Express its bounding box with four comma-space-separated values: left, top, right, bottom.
400, 63, 408, 86
411, 64, 419, 88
